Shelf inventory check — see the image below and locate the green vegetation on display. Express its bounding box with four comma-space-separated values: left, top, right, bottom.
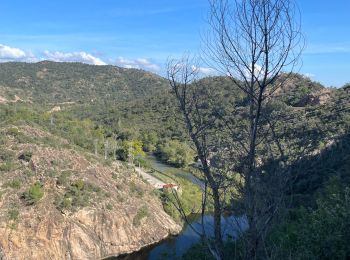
22, 182, 44, 205
0, 61, 168, 104
157, 140, 195, 167
0, 61, 348, 259
3, 179, 21, 189
129, 181, 144, 198
0, 148, 15, 161
269, 178, 350, 259
56, 171, 72, 186
7, 208, 19, 221
141, 131, 158, 152
0, 162, 15, 172
56, 180, 102, 211
133, 205, 149, 226
18, 151, 33, 162
147, 168, 205, 223
116, 140, 145, 162
106, 203, 113, 210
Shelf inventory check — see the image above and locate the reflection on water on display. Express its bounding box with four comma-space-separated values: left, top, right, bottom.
115, 214, 248, 260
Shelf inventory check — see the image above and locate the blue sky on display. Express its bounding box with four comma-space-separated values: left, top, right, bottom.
0, 0, 349, 87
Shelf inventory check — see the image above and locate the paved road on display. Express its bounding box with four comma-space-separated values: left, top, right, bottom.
135, 167, 165, 189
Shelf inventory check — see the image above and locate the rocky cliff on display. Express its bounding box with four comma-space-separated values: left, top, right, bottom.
0, 125, 181, 260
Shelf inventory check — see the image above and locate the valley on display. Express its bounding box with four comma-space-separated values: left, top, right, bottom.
0, 61, 349, 259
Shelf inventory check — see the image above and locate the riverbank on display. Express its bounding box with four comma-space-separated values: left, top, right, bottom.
114, 213, 248, 260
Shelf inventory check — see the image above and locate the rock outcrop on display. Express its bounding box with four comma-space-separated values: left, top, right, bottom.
0, 126, 181, 260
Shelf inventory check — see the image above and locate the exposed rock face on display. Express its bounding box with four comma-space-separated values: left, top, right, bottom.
0, 202, 180, 260
294, 89, 332, 107
0, 127, 181, 260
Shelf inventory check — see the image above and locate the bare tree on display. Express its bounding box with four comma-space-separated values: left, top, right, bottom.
205, 0, 303, 258
167, 57, 231, 259
167, 0, 303, 259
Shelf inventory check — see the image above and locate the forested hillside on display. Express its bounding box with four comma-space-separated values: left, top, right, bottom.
0, 61, 349, 259
0, 61, 168, 104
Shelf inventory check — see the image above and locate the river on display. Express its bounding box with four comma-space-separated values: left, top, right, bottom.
144, 155, 205, 190
115, 214, 248, 260
113, 155, 247, 260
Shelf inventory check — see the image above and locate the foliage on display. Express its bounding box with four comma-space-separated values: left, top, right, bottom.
269, 178, 350, 259
22, 182, 44, 205
133, 205, 148, 226
155, 171, 205, 223
3, 179, 21, 189
56, 180, 102, 210
18, 151, 33, 162
56, 171, 72, 186
0, 61, 168, 104
7, 208, 19, 221
0, 162, 15, 172
129, 181, 144, 198
116, 140, 145, 162
141, 131, 158, 152
157, 140, 195, 167
0, 148, 15, 161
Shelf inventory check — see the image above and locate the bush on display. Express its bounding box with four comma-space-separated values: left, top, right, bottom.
56, 171, 72, 186
0, 162, 15, 172
133, 205, 148, 226
129, 181, 144, 198
56, 180, 102, 210
0, 149, 15, 161
18, 151, 33, 162
3, 179, 21, 189
7, 209, 19, 221
6, 127, 20, 136
106, 203, 113, 210
22, 182, 44, 205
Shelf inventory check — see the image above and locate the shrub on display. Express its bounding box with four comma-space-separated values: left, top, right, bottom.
7, 209, 19, 221
106, 203, 113, 210
0, 149, 15, 161
129, 181, 144, 198
18, 151, 33, 162
0, 162, 15, 172
3, 179, 21, 189
56, 171, 72, 186
56, 180, 102, 210
133, 205, 148, 226
22, 182, 44, 205
57, 197, 72, 210
6, 127, 20, 136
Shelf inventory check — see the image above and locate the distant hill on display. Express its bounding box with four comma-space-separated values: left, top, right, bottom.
0, 61, 169, 104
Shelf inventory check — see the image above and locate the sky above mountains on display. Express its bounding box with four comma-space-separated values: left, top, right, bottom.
0, 0, 349, 87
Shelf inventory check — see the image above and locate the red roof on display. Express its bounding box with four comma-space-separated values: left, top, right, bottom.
162, 183, 177, 189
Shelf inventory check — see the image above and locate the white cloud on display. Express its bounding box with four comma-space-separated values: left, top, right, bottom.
43, 50, 106, 65
115, 57, 160, 72
0, 44, 26, 59
303, 73, 315, 79
191, 65, 216, 76
0, 44, 37, 62
0, 44, 163, 73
